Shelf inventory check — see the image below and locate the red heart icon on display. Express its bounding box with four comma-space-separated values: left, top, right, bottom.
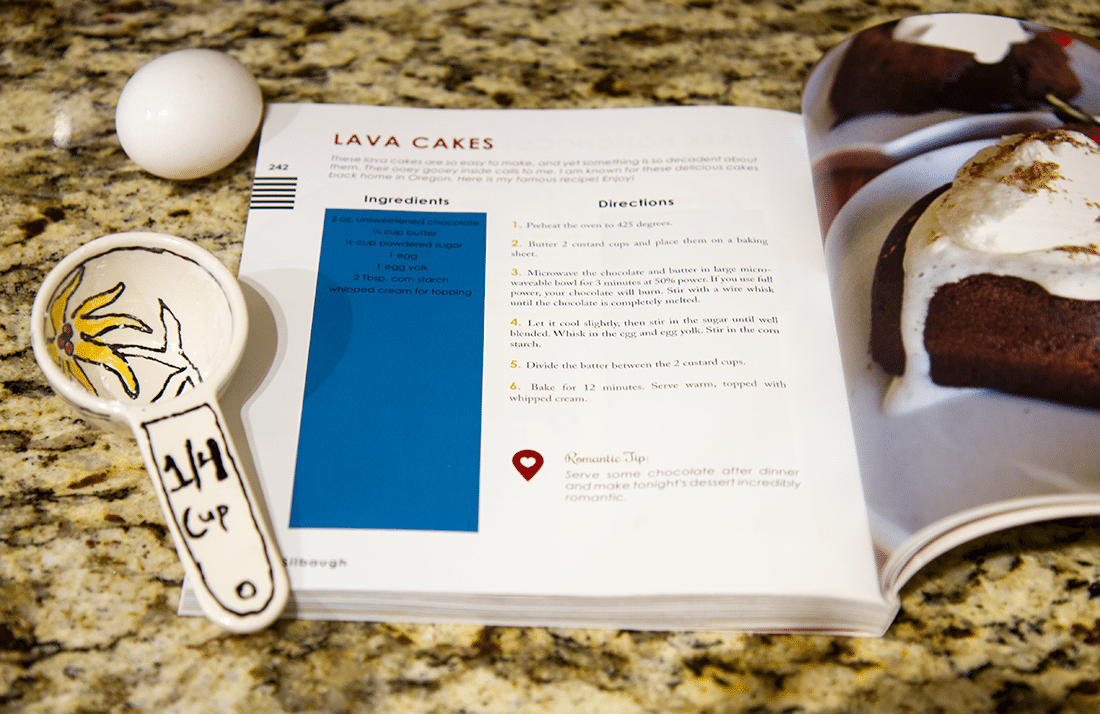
512, 449, 544, 481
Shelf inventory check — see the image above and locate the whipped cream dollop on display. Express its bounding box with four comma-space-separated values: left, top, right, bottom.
935, 131, 1100, 255
885, 130, 1100, 414
893, 14, 1032, 64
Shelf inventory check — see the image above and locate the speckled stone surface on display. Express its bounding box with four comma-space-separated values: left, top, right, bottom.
4, 1, 1100, 712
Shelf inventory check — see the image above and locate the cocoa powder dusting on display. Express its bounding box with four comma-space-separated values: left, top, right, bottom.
1002, 161, 1063, 193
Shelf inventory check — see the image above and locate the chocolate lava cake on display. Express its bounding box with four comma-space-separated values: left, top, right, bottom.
830, 20, 1081, 126
869, 186, 1100, 410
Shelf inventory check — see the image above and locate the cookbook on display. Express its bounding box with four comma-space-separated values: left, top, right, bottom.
180, 13, 1100, 634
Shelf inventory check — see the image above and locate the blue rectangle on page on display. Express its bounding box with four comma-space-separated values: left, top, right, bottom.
288, 208, 486, 531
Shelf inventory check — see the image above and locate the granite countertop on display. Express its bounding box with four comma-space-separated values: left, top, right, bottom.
4, 1, 1100, 712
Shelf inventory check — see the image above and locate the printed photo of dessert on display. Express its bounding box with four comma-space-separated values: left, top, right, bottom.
822, 126, 1100, 559
869, 129, 1100, 414
828, 16, 1080, 125
803, 14, 1100, 234
803, 12, 1100, 575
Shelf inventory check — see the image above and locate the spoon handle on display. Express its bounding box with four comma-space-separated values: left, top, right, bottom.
129, 387, 289, 632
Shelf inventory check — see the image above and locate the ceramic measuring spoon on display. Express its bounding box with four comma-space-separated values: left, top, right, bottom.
31, 232, 288, 633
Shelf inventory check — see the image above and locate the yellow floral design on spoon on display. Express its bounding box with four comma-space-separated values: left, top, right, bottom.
46, 265, 151, 397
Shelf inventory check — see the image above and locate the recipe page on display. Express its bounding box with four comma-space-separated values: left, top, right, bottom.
231, 104, 881, 606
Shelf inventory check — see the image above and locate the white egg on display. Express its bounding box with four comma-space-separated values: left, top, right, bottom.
115, 49, 263, 180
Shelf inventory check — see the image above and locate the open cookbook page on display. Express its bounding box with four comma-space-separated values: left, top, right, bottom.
804, 13, 1100, 590
183, 102, 891, 632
